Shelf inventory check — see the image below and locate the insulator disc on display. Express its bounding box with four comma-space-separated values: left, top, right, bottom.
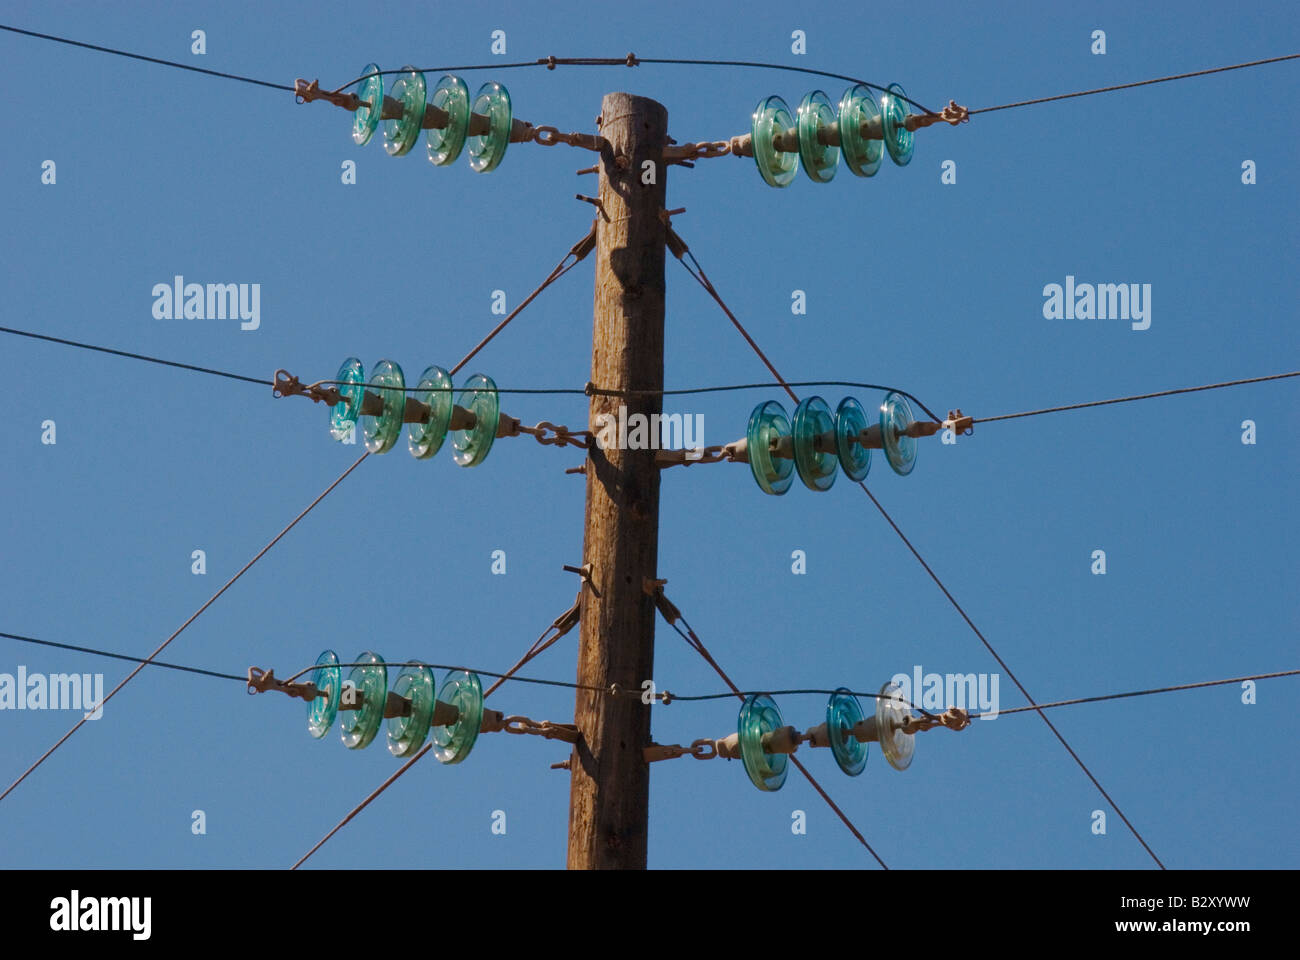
452, 373, 500, 467
387, 663, 436, 758
361, 359, 406, 454
330, 357, 366, 441
306, 649, 342, 739
827, 688, 869, 776
340, 651, 387, 750
738, 694, 789, 792
408, 365, 454, 459
880, 82, 915, 167
750, 95, 799, 188
352, 63, 384, 146
879, 390, 918, 476
837, 84, 883, 177
746, 400, 795, 496
876, 681, 915, 771
834, 396, 872, 482
383, 66, 427, 157
431, 670, 484, 764
796, 90, 839, 183
426, 75, 470, 166
468, 81, 512, 173
793, 396, 838, 492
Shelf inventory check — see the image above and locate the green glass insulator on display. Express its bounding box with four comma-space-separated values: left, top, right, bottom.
879, 390, 917, 476
750, 95, 799, 188
361, 359, 405, 454
431, 670, 483, 764
340, 651, 387, 750
408, 365, 453, 459
834, 396, 872, 481
426, 75, 470, 166
383, 66, 427, 157
738, 694, 789, 792
387, 664, 436, 758
468, 81, 512, 173
746, 400, 795, 496
306, 649, 342, 739
796, 90, 839, 184
792, 396, 838, 492
827, 688, 869, 776
875, 681, 915, 771
881, 82, 915, 167
352, 63, 384, 146
330, 357, 366, 441
452, 373, 500, 467
837, 84, 883, 177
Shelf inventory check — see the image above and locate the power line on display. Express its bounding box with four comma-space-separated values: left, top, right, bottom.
7, 627, 1291, 720
8, 21, 1290, 124
0, 631, 247, 683
976, 669, 1300, 718
679, 237, 1166, 870
0, 326, 273, 386
0, 23, 294, 91
971, 53, 1300, 114
975, 372, 1300, 424
0, 452, 370, 805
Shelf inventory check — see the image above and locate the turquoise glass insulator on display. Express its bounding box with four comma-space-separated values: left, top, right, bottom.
837, 84, 884, 177
340, 651, 387, 750
361, 359, 406, 454
408, 365, 453, 459
306, 649, 342, 739
834, 396, 872, 481
431, 670, 483, 764
796, 90, 839, 184
875, 681, 915, 771
746, 400, 794, 496
383, 66, 427, 157
827, 688, 869, 776
426, 75, 470, 166
452, 373, 500, 467
792, 396, 838, 492
750, 95, 799, 188
738, 694, 789, 792
468, 81, 511, 173
880, 82, 915, 167
352, 63, 384, 146
386, 663, 436, 758
879, 390, 917, 476
330, 357, 366, 441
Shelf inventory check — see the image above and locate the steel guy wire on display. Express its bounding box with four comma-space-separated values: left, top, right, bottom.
0, 452, 371, 805
677, 237, 1167, 870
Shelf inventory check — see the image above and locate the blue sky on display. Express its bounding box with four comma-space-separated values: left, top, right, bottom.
1, 0, 1296, 869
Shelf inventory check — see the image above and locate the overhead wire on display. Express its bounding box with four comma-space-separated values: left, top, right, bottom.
5, 629, 1292, 719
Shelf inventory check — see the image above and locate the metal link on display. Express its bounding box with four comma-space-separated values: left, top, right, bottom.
532, 126, 607, 152
663, 141, 732, 163
502, 715, 581, 743
688, 738, 717, 759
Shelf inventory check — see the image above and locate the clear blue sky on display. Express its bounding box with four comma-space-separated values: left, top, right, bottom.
1, 0, 1295, 869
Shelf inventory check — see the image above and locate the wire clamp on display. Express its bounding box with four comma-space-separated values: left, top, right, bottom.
246, 666, 320, 702
294, 78, 362, 111
944, 409, 974, 436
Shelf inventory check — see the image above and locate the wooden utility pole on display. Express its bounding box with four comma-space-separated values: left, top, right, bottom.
567, 92, 668, 869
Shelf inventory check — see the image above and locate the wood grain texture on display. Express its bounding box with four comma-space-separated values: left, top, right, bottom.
566, 92, 668, 870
